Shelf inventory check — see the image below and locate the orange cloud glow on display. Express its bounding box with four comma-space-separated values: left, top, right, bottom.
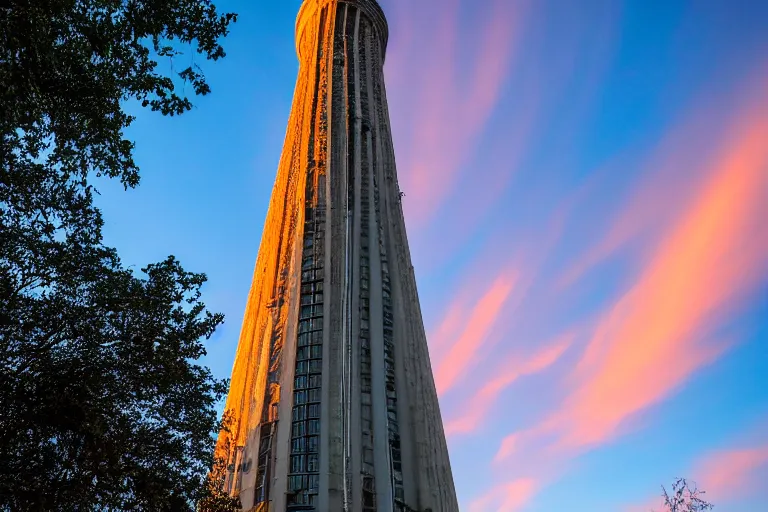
497, 78, 768, 460
562, 101, 768, 449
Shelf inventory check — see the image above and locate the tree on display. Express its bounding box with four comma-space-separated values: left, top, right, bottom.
655, 478, 714, 512
1, 0, 238, 509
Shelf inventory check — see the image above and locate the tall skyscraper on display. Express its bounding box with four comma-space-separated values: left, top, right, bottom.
217, 1, 458, 511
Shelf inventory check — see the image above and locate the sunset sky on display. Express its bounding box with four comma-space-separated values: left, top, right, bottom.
95, 0, 768, 510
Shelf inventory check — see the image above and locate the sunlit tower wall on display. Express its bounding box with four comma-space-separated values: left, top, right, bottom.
216, 1, 459, 511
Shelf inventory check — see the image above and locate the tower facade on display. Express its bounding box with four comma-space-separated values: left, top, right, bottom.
217, 1, 458, 511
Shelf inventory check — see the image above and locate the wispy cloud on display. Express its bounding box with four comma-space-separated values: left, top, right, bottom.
427, 287, 472, 358
445, 332, 573, 436
434, 269, 518, 396
555, 93, 745, 292
468, 478, 538, 512
627, 437, 768, 511
494, 76, 768, 462
695, 446, 768, 501
386, 0, 529, 228
558, 94, 768, 451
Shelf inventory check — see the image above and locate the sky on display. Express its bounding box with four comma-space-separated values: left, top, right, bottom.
95, 0, 768, 510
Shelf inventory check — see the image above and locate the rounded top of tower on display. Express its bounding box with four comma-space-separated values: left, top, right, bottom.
296, 0, 389, 63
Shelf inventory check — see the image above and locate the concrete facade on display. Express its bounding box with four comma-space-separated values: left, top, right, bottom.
217, 2, 459, 511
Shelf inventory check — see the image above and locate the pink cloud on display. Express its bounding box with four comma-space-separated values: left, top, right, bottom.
495, 433, 521, 464
496, 69, 768, 461
434, 269, 518, 396
387, 0, 529, 228
626, 442, 768, 511
445, 333, 573, 436
557, 101, 730, 291
427, 288, 472, 362
696, 446, 768, 501
562, 103, 768, 450
468, 478, 538, 512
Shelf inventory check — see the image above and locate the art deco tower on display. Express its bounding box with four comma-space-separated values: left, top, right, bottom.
217, 1, 458, 511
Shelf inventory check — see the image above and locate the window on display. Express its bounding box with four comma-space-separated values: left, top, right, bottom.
291, 455, 305, 473
288, 475, 305, 492
291, 438, 305, 453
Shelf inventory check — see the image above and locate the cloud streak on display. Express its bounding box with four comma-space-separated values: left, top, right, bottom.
434, 269, 518, 396
495, 69, 768, 462
387, 0, 528, 228
468, 478, 538, 512
695, 446, 768, 501
559, 95, 768, 450
627, 439, 768, 511
445, 332, 573, 436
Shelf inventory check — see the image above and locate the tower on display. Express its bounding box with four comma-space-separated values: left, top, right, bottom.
217, 1, 458, 511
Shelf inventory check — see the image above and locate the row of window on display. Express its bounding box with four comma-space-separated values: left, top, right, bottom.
357, 54, 378, 511
300, 292, 324, 306
295, 359, 322, 375
290, 453, 320, 474
294, 375, 322, 392
298, 330, 323, 347
301, 268, 324, 282
292, 418, 321, 437
288, 473, 319, 493
288, 157, 326, 510
299, 317, 323, 334
301, 280, 323, 295
358, 71, 378, 512
291, 434, 319, 454
293, 386, 321, 405
374, 167, 405, 508
296, 344, 322, 361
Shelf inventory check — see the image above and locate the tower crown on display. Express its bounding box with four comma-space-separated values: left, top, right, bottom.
296, 0, 388, 62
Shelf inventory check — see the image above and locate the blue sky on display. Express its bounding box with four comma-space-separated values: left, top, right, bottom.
96, 0, 768, 510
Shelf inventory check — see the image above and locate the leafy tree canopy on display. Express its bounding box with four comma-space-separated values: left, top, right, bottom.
1, 0, 238, 509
